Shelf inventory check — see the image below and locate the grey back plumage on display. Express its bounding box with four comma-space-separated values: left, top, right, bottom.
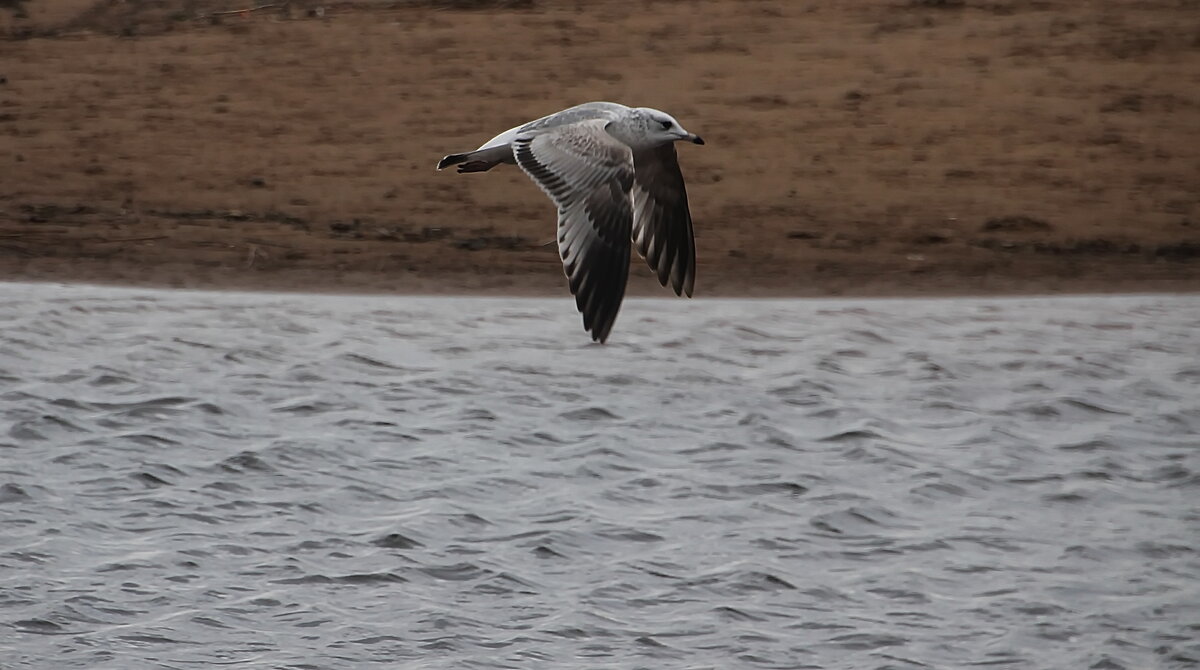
514, 102, 628, 135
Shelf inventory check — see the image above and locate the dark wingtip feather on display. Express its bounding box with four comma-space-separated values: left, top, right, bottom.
680, 261, 695, 298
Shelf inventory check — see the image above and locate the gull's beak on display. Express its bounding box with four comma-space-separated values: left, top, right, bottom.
686, 132, 705, 145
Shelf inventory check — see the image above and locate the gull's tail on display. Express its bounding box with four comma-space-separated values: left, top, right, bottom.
436, 152, 471, 171
436, 145, 515, 173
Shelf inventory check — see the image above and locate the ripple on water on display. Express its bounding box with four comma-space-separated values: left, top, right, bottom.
1, 286, 1198, 669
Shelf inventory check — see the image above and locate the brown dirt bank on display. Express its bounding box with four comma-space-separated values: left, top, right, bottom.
1, 0, 1198, 297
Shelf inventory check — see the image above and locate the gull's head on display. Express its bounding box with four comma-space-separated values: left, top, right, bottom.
636, 107, 705, 147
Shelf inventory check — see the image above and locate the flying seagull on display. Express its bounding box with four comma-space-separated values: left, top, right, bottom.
437, 102, 704, 343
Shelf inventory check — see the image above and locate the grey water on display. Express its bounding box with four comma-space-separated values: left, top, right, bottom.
1, 283, 1198, 670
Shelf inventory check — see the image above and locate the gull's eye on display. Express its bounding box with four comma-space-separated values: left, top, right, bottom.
660, 120, 672, 130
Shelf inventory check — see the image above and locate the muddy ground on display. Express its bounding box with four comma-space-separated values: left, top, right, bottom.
1, 0, 1197, 296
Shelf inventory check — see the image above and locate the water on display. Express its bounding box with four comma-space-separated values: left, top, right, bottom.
1, 283, 1198, 669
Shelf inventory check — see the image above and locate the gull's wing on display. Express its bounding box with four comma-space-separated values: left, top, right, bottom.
631, 144, 696, 297
512, 119, 635, 343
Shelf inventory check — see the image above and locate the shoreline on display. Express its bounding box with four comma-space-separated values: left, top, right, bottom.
7, 276, 1200, 305
5, 260, 1197, 299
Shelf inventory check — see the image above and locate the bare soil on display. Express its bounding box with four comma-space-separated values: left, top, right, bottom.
1, 0, 1198, 296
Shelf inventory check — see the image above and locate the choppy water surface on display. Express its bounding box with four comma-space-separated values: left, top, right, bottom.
1, 283, 1198, 669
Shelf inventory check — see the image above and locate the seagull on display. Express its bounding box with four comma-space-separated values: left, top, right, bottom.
437, 102, 704, 343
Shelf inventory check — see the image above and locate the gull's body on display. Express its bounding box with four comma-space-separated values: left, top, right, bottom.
437, 102, 703, 343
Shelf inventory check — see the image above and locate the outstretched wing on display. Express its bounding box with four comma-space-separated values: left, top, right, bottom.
631, 143, 696, 297
512, 119, 635, 343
